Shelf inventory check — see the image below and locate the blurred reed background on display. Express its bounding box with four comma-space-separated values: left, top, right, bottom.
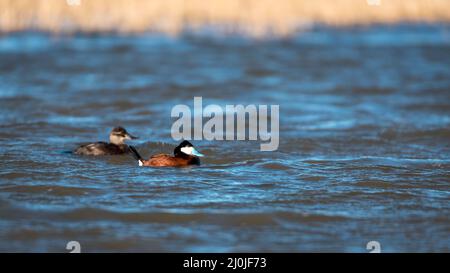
1, 0, 449, 37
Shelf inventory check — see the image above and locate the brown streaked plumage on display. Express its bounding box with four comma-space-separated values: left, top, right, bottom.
129, 140, 204, 167
74, 126, 138, 156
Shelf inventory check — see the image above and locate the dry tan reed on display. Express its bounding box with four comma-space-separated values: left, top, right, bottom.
1, 0, 449, 36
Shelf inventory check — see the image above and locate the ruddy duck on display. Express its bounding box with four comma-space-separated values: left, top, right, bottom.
129, 140, 204, 167
74, 126, 138, 156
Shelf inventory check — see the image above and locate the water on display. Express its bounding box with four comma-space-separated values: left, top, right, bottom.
0, 24, 449, 252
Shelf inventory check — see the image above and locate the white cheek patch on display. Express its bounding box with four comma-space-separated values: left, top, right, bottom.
180, 146, 193, 155
138, 160, 143, 166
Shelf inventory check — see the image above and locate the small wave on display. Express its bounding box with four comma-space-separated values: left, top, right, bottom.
257, 162, 292, 171
379, 127, 450, 141
93, 209, 347, 224
2, 185, 101, 196
0, 207, 353, 226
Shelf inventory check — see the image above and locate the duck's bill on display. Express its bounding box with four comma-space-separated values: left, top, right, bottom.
191, 148, 204, 157
125, 134, 139, 140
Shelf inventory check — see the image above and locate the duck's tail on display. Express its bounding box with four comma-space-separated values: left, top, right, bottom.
129, 146, 144, 166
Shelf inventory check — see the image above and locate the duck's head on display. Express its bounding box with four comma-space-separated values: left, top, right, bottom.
174, 140, 204, 157
109, 126, 138, 145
